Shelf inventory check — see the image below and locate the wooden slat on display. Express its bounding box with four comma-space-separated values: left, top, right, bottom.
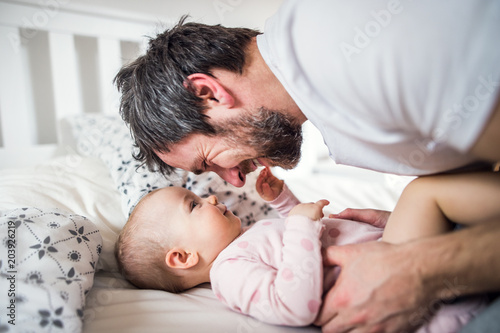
0, 25, 35, 148
97, 37, 122, 114
48, 31, 83, 120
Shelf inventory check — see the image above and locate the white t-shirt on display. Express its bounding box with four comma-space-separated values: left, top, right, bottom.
257, 0, 500, 175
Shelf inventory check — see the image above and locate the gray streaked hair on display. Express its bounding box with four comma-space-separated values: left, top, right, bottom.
114, 16, 260, 175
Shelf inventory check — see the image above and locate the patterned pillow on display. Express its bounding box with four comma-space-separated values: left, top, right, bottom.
0, 207, 102, 332
60, 114, 277, 225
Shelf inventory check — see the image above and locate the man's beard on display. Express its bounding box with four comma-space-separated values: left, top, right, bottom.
215, 108, 303, 174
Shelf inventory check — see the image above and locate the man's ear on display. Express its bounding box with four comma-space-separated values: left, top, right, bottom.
165, 248, 199, 269
185, 73, 235, 108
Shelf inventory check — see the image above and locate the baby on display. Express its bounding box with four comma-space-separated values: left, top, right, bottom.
116, 168, 496, 330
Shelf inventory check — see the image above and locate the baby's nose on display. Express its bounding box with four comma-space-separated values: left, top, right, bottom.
208, 195, 218, 205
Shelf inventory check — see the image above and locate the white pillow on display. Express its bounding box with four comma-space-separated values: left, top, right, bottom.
0, 156, 124, 273
0, 207, 102, 332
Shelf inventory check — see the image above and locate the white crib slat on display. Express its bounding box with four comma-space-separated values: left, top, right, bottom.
97, 37, 122, 115
0, 26, 35, 148
48, 31, 83, 120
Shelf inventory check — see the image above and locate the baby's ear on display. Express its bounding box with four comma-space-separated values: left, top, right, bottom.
165, 248, 199, 269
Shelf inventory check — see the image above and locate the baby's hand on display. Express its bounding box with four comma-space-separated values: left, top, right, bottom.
289, 200, 329, 221
256, 167, 284, 201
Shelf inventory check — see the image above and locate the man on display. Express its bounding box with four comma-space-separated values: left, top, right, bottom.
115, 0, 500, 331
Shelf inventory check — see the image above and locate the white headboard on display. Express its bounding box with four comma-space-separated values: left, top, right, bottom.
0, 0, 157, 168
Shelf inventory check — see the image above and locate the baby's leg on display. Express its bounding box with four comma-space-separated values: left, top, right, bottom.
383, 172, 500, 244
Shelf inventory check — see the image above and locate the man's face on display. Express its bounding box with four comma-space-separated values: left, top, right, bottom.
156, 109, 303, 187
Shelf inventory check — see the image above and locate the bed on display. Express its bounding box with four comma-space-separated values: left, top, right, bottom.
0, 1, 413, 332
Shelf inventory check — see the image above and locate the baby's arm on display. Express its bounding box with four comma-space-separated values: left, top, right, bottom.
383, 171, 500, 243
256, 167, 284, 201
256, 167, 301, 217
211, 201, 327, 326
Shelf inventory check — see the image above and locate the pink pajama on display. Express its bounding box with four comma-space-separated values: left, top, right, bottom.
210, 184, 382, 326
210, 185, 485, 329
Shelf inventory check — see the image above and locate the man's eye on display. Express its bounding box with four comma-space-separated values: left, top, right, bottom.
194, 160, 209, 175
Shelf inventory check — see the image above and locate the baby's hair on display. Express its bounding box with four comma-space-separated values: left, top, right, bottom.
115, 189, 185, 293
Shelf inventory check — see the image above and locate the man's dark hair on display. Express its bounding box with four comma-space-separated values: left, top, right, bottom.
114, 16, 260, 175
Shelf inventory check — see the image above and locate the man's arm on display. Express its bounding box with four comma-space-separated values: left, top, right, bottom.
315, 221, 500, 332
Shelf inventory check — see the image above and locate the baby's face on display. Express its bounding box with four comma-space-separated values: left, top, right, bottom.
151, 187, 242, 262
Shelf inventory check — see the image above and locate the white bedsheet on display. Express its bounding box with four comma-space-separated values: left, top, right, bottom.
0, 154, 411, 333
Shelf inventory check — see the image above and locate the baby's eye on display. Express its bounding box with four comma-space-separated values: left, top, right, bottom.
191, 201, 199, 211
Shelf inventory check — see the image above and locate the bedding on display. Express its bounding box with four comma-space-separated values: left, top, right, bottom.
0, 207, 101, 332
0, 114, 410, 332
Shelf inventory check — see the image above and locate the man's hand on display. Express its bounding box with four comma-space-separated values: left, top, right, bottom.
315, 242, 432, 333
330, 208, 391, 228
256, 167, 284, 201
